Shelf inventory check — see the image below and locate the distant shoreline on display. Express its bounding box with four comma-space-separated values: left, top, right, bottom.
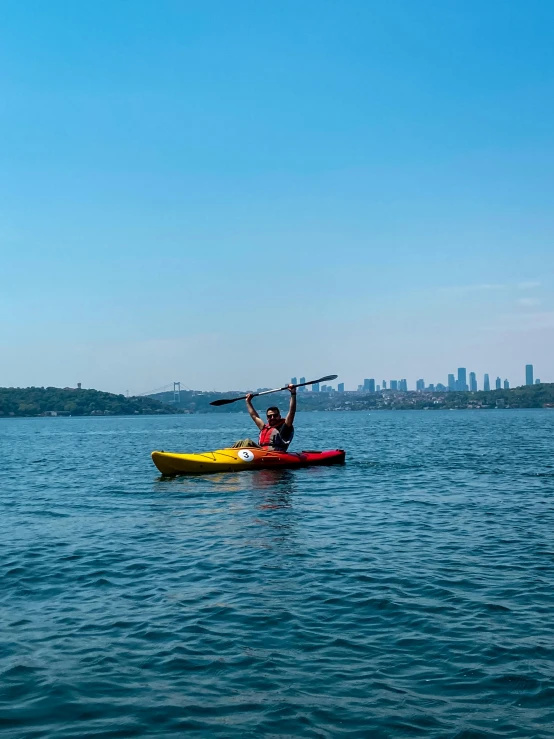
0, 386, 176, 419
1, 406, 553, 420
1, 384, 553, 417
148, 384, 554, 413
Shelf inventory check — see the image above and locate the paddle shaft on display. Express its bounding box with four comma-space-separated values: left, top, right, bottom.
210, 374, 338, 406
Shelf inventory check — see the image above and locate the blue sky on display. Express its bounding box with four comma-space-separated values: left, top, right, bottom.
1, 0, 552, 393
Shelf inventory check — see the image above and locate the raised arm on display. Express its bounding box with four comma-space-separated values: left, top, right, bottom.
285, 385, 297, 427
246, 393, 265, 430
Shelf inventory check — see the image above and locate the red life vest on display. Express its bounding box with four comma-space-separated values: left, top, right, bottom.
259, 419, 292, 451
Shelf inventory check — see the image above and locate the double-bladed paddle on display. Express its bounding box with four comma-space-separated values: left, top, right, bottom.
210, 374, 338, 406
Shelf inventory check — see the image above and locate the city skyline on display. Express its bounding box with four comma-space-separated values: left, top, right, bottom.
289, 364, 540, 393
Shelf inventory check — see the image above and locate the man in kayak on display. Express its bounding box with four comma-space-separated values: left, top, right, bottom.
232, 384, 296, 451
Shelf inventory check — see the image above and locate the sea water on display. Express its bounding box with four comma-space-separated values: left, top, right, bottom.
1, 410, 553, 738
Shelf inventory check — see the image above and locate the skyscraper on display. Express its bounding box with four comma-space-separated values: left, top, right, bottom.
312, 382, 320, 393
495, 377, 501, 390
535, 378, 541, 385
338, 383, 344, 393
457, 368, 467, 391
369, 379, 375, 393
291, 377, 297, 386
390, 380, 398, 391
382, 381, 387, 390
503, 379, 509, 389
416, 379, 425, 391
428, 383, 435, 392
469, 372, 477, 392
363, 379, 371, 392
526, 364, 534, 385
399, 379, 408, 391
448, 374, 455, 391
298, 377, 306, 392
376, 385, 380, 392
484, 374, 490, 392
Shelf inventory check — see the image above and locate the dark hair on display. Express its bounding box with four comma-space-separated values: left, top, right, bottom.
266, 406, 280, 415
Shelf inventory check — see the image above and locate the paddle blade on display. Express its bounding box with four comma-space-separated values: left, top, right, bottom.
316, 374, 338, 383
210, 397, 239, 406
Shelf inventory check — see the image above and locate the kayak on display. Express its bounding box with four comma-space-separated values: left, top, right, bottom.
152, 448, 346, 476
151, 447, 346, 476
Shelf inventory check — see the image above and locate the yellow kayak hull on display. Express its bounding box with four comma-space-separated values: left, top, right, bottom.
151, 448, 346, 476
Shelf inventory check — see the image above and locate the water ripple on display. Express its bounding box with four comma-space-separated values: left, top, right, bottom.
1, 411, 554, 737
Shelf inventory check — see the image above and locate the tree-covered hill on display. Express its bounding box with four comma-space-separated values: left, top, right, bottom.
148, 383, 554, 412
424, 383, 554, 410
0, 387, 178, 417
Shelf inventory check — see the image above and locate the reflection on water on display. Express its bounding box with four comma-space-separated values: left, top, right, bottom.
150, 467, 300, 549
250, 467, 295, 491
154, 466, 297, 498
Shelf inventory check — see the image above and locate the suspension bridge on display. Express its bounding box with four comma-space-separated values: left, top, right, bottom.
137, 382, 191, 403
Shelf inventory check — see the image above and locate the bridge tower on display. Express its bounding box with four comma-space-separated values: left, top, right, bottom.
173, 382, 181, 404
